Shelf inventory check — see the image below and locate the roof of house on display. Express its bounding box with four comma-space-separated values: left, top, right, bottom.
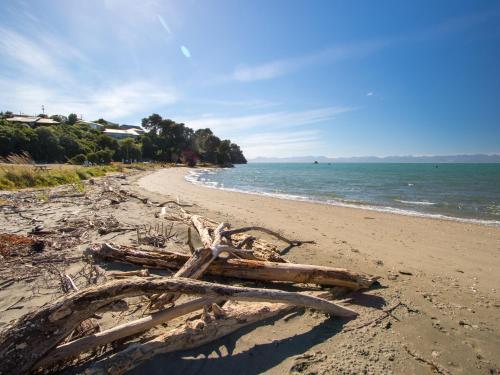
103, 128, 139, 136
120, 124, 142, 130
7, 116, 39, 123
36, 118, 60, 124
7, 116, 60, 124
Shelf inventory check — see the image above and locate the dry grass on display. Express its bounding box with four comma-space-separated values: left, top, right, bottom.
0, 162, 171, 191
0, 165, 117, 190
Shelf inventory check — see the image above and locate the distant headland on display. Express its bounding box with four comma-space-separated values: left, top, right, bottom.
249, 154, 500, 163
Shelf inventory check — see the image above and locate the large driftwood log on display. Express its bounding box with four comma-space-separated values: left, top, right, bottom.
0, 277, 355, 375
36, 297, 220, 369
89, 243, 377, 289
84, 301, 295, 375
40, 223, 299, 368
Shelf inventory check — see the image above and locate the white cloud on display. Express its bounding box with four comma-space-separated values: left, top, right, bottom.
184, 106, 354, 133
88, 81, 179, 119
366, 92, 373, 96
0, 27, 74, 80
225, 11, 495, 83
238, 130, 324, 158
228, 40, 389, 82
192, 98, 281, 109
0, 79, 178, 121
0, 25, 179, 122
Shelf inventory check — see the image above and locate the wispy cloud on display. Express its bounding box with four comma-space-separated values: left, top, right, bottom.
239, 130, 324, 158
0, 79, 178, 121
0, 24, 179, 121
225, 10, 496, 83
230, 40, 388, 82
184, 106, 354, 133
0, 27, 82, 81
191, 98, 281, 110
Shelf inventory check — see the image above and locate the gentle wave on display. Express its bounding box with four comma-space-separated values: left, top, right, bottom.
395, 199, 436, 206
185, 170, 500, 227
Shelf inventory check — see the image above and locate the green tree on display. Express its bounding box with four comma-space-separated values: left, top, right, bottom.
97, 135, 119, 158
66, 113, 78, 125
69, 154, 87, 165
204, 134, 221, 164
59, 134, 85, 159
230, 143, 247, 164
50, 115, 64, 123
140, 134, 155, 160
217, 139, 232, 166
96, 149, 114, 164
118, 138, 141, 161
141, 113, 163, 131
34, 127, 62, 162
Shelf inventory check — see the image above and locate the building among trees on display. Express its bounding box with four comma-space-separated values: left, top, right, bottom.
7, 115, 60, 126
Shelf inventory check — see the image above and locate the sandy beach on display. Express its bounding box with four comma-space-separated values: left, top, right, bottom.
136, 167, 500, 374
0, 167, 498, 375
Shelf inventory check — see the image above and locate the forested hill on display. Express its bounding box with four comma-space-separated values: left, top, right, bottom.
0, 112, 246, 166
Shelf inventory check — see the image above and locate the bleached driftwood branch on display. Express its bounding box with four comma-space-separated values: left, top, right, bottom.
0, 277, 356, 375
83, 301, 297, 375
89, 243, 377, 289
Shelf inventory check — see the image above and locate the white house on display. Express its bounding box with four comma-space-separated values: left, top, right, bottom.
7, 116, 60, 125
120, 124, 146, 135
102, 128, 140, 139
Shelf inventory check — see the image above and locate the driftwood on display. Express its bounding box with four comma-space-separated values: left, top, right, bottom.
36, 297, 220, 369
118, 189, 149, 204
84, 301, 295, 375
0, 185, 380, 374
221, 226, 315, 248
39, 220, 286, 368
150, 247, 216, 308
191, 214, 214, 247
150, 222, 230, 307
107, 269, 150, 278
158, 200, 193, 207
89, 243, 377, 289
0, 277, 355, 375
177, 211, 288, 262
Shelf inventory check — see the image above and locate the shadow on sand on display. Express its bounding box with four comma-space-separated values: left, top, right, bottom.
129, 313, 347, 375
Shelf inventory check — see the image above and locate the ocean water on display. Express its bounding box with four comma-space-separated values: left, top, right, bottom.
186, 163, 500, 226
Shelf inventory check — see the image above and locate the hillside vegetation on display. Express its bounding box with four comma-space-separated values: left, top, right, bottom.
0, 113, 246, 166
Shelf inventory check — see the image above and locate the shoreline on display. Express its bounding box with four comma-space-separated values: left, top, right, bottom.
138, 167, 500, 288
185, 168, 500, 227
135, 167, 500, 373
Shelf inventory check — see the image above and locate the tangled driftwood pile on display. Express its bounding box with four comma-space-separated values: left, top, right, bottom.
0, 185, 379, 375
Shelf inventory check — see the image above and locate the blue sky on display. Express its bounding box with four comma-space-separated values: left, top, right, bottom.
1, 0, 499, 158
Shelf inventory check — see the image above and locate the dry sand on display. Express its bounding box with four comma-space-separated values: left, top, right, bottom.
135, 167, 500, 375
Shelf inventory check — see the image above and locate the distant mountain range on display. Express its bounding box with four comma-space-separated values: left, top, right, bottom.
249, 154, 500, 163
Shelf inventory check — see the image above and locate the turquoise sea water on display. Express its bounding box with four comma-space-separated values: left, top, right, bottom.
186, 163, 500, 225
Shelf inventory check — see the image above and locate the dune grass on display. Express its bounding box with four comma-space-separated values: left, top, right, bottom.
0, 162, 168, 191
0, 165, 117, 190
